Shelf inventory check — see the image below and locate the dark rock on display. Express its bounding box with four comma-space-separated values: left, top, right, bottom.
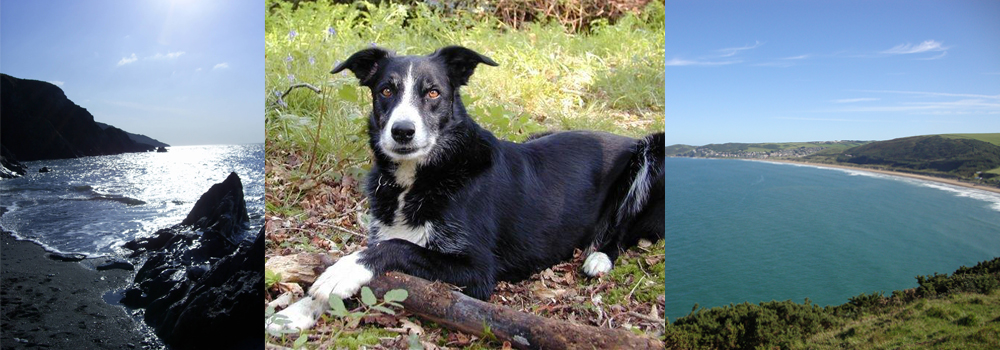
38, 167, 51, 173
156, 146, 168, 153
96, 259, 134, 271
0, 73, 165, 162
1, 145, 28, 179
121, 172, 261, 350
47, 252, 86, 262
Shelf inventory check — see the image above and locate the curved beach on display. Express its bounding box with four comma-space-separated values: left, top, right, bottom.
742, 158, 1000, 195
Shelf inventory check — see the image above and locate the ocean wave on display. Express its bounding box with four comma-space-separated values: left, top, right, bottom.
86, 194, 147, 206
754, 160, 1000, 213
914, 182, 1000, 212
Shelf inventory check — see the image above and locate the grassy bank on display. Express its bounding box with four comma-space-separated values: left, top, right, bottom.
663, 257, 1000, 349
264, 1, 665, 348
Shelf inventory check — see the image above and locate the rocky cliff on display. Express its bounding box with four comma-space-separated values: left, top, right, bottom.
0, 73, 166, 162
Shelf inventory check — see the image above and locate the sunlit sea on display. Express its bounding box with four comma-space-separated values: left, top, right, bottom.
0, 144, 264, 257
665, 157, 1000, 322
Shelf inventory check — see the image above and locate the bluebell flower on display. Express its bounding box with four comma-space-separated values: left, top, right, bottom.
289, 29, 297, 41
369, 42, 377, 48
285, 54, 293, 62
287, 74, 295, 83
309, 56, 316, 65
273, 90, 281, 97
327, 27, 336, 36
277, 97, 288, 108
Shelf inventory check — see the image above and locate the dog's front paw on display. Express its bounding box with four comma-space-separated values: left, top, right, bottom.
266, 296, 327, 333
582, 252, 613, 277
309, 251, 374, 303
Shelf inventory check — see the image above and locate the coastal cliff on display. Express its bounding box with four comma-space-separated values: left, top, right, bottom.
0, 73, 168, 162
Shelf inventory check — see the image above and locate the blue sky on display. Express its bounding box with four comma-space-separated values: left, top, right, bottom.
1, 1, 262, 146
666, 1, 1000, 145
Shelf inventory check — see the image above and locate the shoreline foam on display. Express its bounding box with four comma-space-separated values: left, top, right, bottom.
738, 158, 1000, 195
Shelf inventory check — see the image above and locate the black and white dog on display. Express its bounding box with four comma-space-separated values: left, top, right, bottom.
267, 46, 664, 332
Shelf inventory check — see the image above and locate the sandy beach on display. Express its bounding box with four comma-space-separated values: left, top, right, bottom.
0, 227, 161, 349
741, 158, 1000, 195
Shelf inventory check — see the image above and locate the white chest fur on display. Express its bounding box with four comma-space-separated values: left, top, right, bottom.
372, 219, 433, 247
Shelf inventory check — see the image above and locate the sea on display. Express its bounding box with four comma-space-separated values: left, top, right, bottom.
664, 157, 1000, 322
0, 144, 264, 258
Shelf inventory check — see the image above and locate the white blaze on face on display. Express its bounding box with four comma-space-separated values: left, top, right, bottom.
379, 63, 436, 162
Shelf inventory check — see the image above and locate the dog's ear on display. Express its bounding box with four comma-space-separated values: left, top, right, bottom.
431, 46, 498, 86
331, 47, 393, 85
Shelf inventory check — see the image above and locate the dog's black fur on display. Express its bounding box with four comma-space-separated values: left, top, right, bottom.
332, 46, 664, 300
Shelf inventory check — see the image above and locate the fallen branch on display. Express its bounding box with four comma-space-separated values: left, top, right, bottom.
368, 272, 663, 350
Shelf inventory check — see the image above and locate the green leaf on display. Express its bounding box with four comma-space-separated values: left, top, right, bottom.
372, 305, 396, 315
408, 333, 424, 350
384, 289, 409, 303
293, 333, 308, 349
360, 286, 377, 306
386, 301, 404, 308
329, 294, 348, 317
338, 84, 358, 102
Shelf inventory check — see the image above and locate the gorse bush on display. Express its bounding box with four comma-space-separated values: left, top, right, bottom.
665, 257, 1000, 349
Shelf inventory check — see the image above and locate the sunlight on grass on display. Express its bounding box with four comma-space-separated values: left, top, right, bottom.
265, 0, 664, 195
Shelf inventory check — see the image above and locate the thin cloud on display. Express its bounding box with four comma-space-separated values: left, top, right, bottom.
666, 58, 741, 66
147, 51, 185, 60
854, 90, 1000, 100
782, 54, 810, 60
834, 98, 880, 103
213, 62, 229, 70
775, 116, 888, 122
47, 80, 65, 87
753, 62, 794, 67
718, 41, 764, 57
117, 53, 138, 66
881, 40, 948, 55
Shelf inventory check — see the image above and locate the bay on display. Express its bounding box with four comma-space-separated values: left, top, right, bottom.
664, 157, 1000, 321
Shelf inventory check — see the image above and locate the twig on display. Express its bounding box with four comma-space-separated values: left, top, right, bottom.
626, 311, 663, 324
626, 275, 646, 302
312, 222, 366, 239
278, 83, 321, 101
306, 85, 327, 175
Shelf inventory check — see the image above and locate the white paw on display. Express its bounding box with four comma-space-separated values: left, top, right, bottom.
309, 251, 374, 303
582, 252, 613, 277
266, 296, 327, 333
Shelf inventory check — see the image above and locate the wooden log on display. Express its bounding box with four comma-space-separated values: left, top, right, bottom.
367, 271, 663, 350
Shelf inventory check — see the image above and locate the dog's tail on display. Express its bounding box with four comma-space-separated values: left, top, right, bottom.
590, 133, 665, 258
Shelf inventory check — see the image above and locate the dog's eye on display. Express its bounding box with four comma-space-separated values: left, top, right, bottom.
380, 88, 392, 98
426, 90, 440, 99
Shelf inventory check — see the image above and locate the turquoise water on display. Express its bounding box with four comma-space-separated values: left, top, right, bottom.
664, 157, 1000, 322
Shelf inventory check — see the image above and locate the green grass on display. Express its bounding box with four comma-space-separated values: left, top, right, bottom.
940, 133, 1000, 147
801, 292, 1000, 349
596, 240, 666, 306
265, 0, 664, 196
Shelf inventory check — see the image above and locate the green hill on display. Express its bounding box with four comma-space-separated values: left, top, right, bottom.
665, 141, 868, 157
820, 135, 1000, 177
940, 133, 1000, 147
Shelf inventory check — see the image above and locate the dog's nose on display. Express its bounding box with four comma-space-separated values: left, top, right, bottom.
391, 121, 416, 143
